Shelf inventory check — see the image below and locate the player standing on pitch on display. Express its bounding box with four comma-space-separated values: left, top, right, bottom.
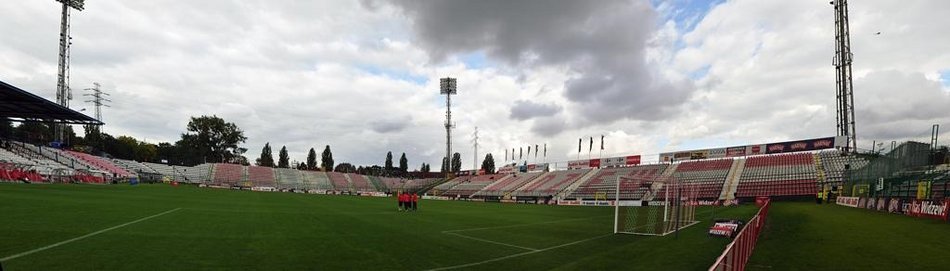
412, 192, 419, 211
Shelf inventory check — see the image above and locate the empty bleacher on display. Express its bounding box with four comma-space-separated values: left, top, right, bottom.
112, 159, 159, 175
670, 159, 733, 199
514, 169, 591, 197
0, 148, 35, 166
568, 164, 668, 200
276, 168, 304, 189
441, 174, 505, 197
736, 153, 818, 198
247, 166, 276, 187
326, 172, 351, 191
474, 172, 542, 197
301, 171, 334, 190
66, 151, 134, 178
346, 173, 376, 192
212, 163, 244, 186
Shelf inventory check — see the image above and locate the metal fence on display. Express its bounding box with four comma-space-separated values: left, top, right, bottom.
709, 199, 771, 271
843, 141, 950, 200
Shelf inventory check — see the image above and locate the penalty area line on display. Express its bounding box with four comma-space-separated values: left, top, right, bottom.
0, 207, 182, 262
425, 233, 613, 271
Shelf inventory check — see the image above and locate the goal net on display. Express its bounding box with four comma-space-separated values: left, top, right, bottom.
614, 175, 699, 236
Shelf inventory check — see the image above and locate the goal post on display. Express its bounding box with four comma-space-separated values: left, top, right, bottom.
614, 175, 699, 236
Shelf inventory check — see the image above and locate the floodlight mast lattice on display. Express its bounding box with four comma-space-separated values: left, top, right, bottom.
440, 78, 457, 178
832, 0, 857, 154
53, 0, 85, 142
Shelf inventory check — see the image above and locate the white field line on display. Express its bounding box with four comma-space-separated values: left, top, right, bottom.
444, 232, 539, 251
0, 208, 182, 262
425, 233, 613, 271
441, 215, 611, 233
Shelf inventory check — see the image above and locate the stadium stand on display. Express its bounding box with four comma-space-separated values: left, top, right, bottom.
671, 159, 734, 199
301, 171, 334, 190
0, 148, 35, 165
366, 176, 387, 191
247, 166, 276, 187
212, 163, 244, 186
111, 158, 159, 175
514, 169, 592, 197
276, 168, 304, 189
66, 151, 134, 178
181, 164, 212, 183
473, 172, 542, 197
0, 163, 44, 182
567, 164, 668, 200
326, 172, 351, 191
736, 153, 818, 198
432, 175, 472, 195
346, 173, 376, 192
441, 174, 505, 197
819, 150, 869, 184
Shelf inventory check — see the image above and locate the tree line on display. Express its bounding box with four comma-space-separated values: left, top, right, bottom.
1, 116, 498, 175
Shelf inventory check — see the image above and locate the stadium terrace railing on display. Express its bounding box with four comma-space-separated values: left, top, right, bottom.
709, 198, 771, 271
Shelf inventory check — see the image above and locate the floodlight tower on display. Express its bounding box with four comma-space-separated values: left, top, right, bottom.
83, 82, 111, 134
472, 127, 479, 170
53, 0, 85, 142
832, 0, 857, 153
440, 78, 457, 177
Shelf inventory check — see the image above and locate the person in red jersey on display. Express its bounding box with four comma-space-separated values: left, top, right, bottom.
397, 192, 404, 211
411, 192, 419, 211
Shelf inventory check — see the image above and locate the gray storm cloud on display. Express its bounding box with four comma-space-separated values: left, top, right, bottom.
383, 0, 694, 124
509, 100, 562, 121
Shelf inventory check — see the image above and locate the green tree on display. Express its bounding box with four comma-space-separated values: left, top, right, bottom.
256, 143, 274, 167
441, 157, 449, 173
481, 153, 496, 174
334, 162, 356, 173
321, 145, 334, 171
278, 146, 290, 168
306, 148, 317, 170
451, 152, 462, 172
180, 115, 247, 164
399, 153, 408, 173
385, 151, 394, 171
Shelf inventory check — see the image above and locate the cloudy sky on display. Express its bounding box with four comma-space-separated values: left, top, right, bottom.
1, 0, 948, 169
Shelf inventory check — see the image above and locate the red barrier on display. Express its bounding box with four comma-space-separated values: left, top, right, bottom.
709, 199, 771, 271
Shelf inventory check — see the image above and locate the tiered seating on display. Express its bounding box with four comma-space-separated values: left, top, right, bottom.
346, 174, 376, 192
672, 159, 733, 199
247, 166, 276, 187
181, 164, 212, 183
0, 163, 44, 182
405, 178, 442, 192
569, 164, 668, 199
301, 171, 334, 190
476, 172, 542, 196
276, 168, 304, 189
142, 162, 181, 179
432, 175, 472, 195
736, 153, 818, 197
30, 145, 96, 171
442, 174, 505, 197
515, 169, 591, 197
0, 148, 36, 165
819, 150, 868, 183
66, 151, 134, 178
377, 177, 405, 191
112, 159, 159, 175
326, 172, 351, 191
4, 143, 65, 167
212, 163, 244, 186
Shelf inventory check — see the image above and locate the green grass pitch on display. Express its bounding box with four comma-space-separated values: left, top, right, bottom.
748, 202, 950, 270
0, 183, 758, 270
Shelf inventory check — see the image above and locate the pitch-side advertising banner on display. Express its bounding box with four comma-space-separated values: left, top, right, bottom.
660, 136, 844, 162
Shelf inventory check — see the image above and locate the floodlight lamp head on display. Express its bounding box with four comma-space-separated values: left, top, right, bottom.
56, 0, 85, 11
440, 78, 457, 94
